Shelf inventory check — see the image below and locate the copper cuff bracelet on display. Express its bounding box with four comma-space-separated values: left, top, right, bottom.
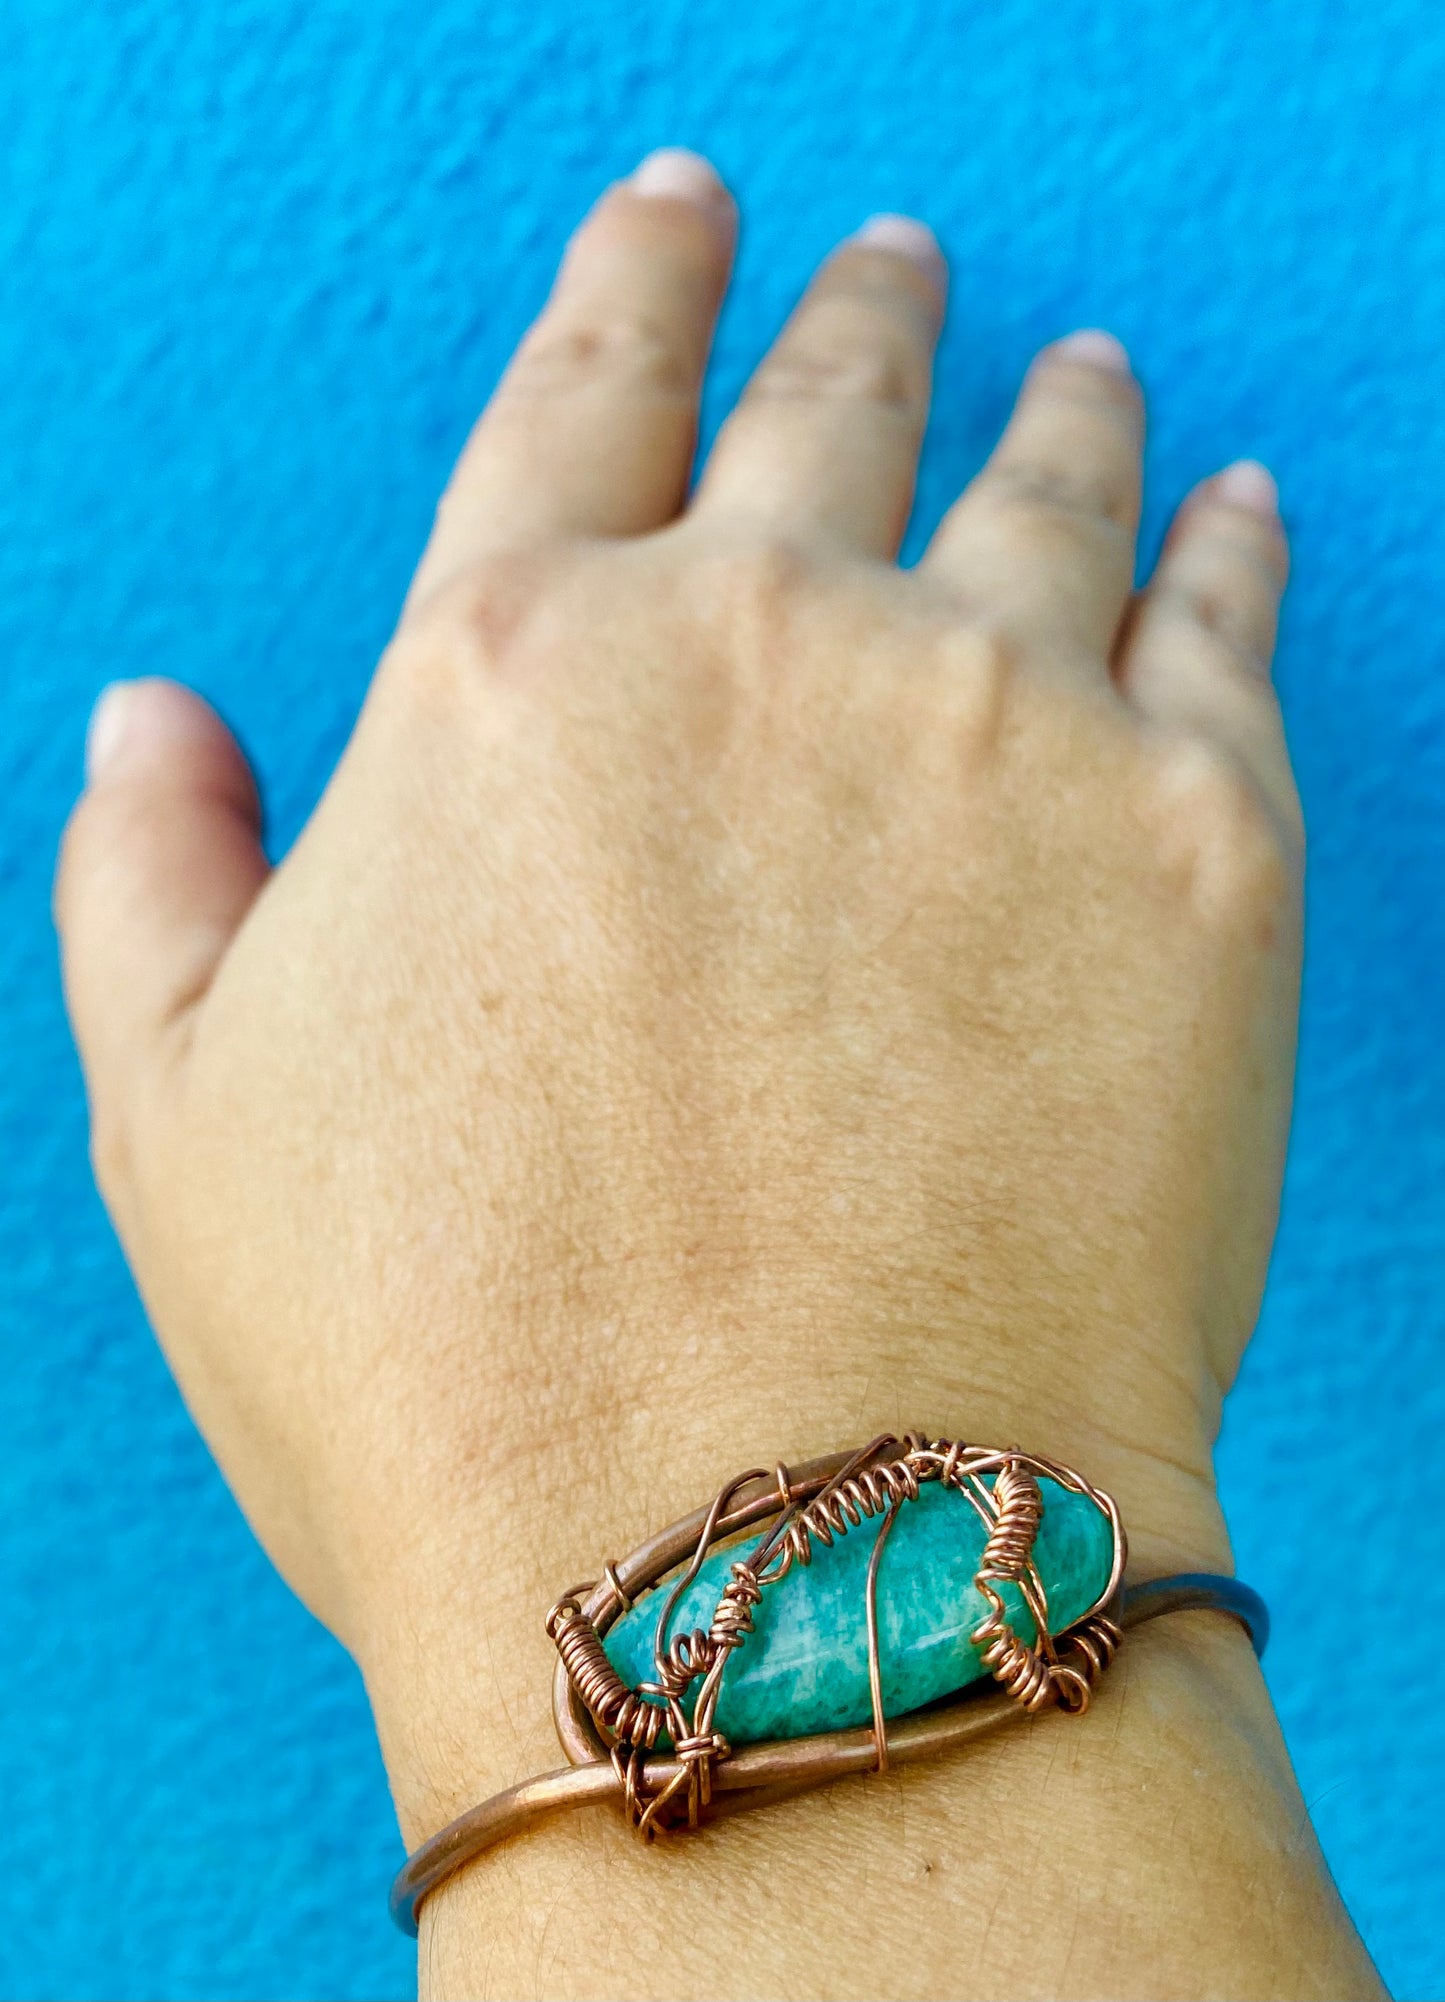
390, 1433, 1267, 1936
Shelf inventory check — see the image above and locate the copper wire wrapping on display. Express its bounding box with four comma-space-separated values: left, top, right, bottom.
390, 1430, 1268, 1938
544, 1434, 1128, 1837
545, 1596, 671, 1751
769, 1445, 923, 1573
969, 1457, 1074, 1712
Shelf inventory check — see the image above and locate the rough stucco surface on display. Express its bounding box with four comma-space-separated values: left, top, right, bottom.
1, 3, 1441, 1997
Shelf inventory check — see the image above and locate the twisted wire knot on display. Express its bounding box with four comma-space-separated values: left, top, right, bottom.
650, 1627, 717, 1696
709, 1564, 762, 1649
674, 1730, 730, 1763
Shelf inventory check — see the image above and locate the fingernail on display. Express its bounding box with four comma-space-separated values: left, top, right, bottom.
852, 213, 946, 275
1213, 457, 1279, 517
85, 678, 214, 783
630, 147, 728, 206
85, 682, 136, 780
1049, 328, 1133, 374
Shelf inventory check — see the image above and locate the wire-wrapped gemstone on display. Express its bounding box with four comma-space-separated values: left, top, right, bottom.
603, 1470, 1116, 1745
547, 1435, 1127, 1839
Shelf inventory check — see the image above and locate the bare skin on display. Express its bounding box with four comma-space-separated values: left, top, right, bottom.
56, 148, 1383, 1999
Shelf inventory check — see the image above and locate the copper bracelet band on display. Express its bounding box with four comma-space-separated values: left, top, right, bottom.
389, 1437, 1267, 1937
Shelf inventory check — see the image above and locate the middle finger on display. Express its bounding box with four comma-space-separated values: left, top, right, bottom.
690, 216, 947, 559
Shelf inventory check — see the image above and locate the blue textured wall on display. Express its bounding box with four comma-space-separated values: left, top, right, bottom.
2, 3, 1442, 1997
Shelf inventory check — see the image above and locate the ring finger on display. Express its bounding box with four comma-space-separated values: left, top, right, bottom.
919, 331, 1145, 666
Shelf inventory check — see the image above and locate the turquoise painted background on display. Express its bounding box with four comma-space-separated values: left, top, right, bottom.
2, 3, 1441, 1996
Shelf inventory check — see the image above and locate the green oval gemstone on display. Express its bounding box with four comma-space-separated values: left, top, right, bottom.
603, 1475, 1114, 1746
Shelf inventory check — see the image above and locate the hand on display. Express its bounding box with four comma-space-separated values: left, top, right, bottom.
57, 151, 1372, 1999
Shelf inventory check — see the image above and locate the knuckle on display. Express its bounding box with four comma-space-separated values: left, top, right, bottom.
925, 622, 1020, 759
1148, 578, 1272, 674
751, 335, 923, 415
507, 309, 694, 399
387, 545, 571, 702
686, 534, 821, 676
693, 532, 817, 613
1149, 740, 1299, 923
981, 457, 1134, 535
88, 1071, 178, 1224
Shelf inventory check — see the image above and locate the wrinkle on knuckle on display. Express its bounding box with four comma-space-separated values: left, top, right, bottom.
750, 338, 923, 415
506, 310, 694, 400
981, 458, 1134, 534
390, 548, 566, 701
1148, 580, 1270, 674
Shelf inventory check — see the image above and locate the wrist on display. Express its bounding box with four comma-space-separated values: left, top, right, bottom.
355, 1319, 1229, 1850
396, 1592, 1381, 2002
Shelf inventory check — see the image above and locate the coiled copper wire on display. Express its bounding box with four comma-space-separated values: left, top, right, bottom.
972, 1601, 1056, 1711
969, 1457, 1057, 1711
975, 1459, 1044, 1583
708, 1563, 763, 1649
545, 1597, 669, 1752
1055, 1610, 1123, 1708
770, 1451, 923, 1576
1067, 1612, 1122, 1679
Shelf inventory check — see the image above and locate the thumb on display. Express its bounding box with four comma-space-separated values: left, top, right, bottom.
56, 679, 269, 1129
